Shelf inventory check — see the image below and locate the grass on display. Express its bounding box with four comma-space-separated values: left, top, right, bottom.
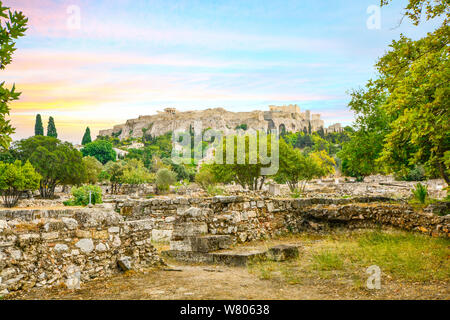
248, 230, 450, 286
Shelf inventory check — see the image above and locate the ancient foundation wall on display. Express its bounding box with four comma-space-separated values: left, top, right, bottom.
0, 207, 162, 295
1, 196, 448, 295
114, 196, 449, 243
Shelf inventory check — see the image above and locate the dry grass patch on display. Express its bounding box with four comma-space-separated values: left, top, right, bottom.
248, 230, 450, 286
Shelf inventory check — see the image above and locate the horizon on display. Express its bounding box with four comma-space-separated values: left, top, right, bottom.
3, 0, 443, 144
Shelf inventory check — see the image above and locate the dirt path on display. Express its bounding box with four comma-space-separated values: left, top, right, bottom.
11, 263, 330, 300
10, 262, 448, 300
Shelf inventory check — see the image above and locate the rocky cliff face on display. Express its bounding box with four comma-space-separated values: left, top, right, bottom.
98, 107, 328, 140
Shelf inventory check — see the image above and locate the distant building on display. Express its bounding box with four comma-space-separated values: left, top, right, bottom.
164, 108, 177, 115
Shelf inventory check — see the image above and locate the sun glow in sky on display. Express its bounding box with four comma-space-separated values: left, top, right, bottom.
3, 0, 442, 144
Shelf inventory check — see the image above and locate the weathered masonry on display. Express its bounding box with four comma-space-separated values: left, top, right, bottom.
1, 196, 448, 295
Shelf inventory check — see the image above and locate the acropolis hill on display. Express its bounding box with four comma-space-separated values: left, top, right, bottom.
98, 105, 343, 140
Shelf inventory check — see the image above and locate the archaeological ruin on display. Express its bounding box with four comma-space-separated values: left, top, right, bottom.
98, 105, 343, 140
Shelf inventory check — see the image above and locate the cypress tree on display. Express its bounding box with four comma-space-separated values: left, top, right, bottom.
47, 116, 58, 138
82, 127, 92, 145
34, 114, 44, 136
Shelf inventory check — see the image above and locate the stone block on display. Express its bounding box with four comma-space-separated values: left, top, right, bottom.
75, 238, 94, 254
117, 257, 132, 272
267, 245, 300, 261
189, 235, 232, 253
152, 229, 172, 242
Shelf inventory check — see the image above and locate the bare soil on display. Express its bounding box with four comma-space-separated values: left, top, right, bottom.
9, 262, 448, 300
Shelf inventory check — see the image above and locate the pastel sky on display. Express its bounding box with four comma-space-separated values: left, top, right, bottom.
3, 0, 443, 144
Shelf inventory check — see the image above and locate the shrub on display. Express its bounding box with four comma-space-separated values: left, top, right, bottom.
66, 185, 103, 206
412, 183, 428, 204
0, 160, 41, 207
195, 166, 216, 191
291, 188, 301, 199
83, 156, 103, 184
206, 185, 225, 196
155, 168, 176, 193
396, 165, 426, 182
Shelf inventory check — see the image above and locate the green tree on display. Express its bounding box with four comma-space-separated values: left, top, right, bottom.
209, 133, 276, 190
104, 160, 124, 194
376, 25, 450, 184
274, 139, 322, 192
82, 156, 103, 184
338, 87, 390, 181
155, 168, 176, 193
348, 1, 450, 184
81, 140, 116, 165
81, 127, 92, 145
16, 136, 85, 198
0, 3, 28, 149
46, 116, 57, 138
34, 114, 44, 136
380, 0, 449, 25
122, 159, 154, 187
195, 165, 217, 191
0, 160, 40, 207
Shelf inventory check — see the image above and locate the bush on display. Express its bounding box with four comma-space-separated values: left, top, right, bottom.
291, 188, 302, 199
83, 156, 103, 184
155, 168, 176, 193
0, 160, 41, 207
412, 183, 428, 204
65, 185, 103, 206
396, 165, 426, 182
195, 166, 216, 191
206, 185, 225, 196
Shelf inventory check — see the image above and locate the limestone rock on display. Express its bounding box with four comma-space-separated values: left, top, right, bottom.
117, 256, 132, 271
75, 239, 94, 254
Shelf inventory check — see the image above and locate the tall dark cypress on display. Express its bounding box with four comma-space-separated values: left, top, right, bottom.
34, 114, 44, 136
82, 127, 92, 145
47, 116, 58, 138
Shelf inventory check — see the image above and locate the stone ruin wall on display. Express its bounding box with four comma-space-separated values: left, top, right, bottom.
115, 196, 449, 243
1, 196, 448, 295
0, 207, 163, 295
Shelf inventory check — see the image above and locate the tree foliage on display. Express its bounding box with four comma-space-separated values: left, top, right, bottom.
376, 24, 449, 184
380, 0, 449, 25
0, 160, 40, 207
104, 161, 124, 194
66, 185, 103, 206
122, 159, 154, 186
81, 140, 116, 165
82, 127, 92, 145
195, 165, 217, 191
34, 114, 44, 136
341, 1, 450, 185
16, 136, 85, 198
46, 116, 57, 138
208, 133, 275, 191
155, 168, 176, 193
274, 139, 323, 192
0, 3, 28, 149
82, 156, 103, 184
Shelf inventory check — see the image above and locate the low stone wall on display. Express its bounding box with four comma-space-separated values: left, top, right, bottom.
112, 196, 449, 243
0, 208, 162, 295
1, 196, 448, 295
284, 203, 449, 236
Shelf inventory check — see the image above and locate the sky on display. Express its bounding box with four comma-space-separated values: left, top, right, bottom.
2, 0, 443, 144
